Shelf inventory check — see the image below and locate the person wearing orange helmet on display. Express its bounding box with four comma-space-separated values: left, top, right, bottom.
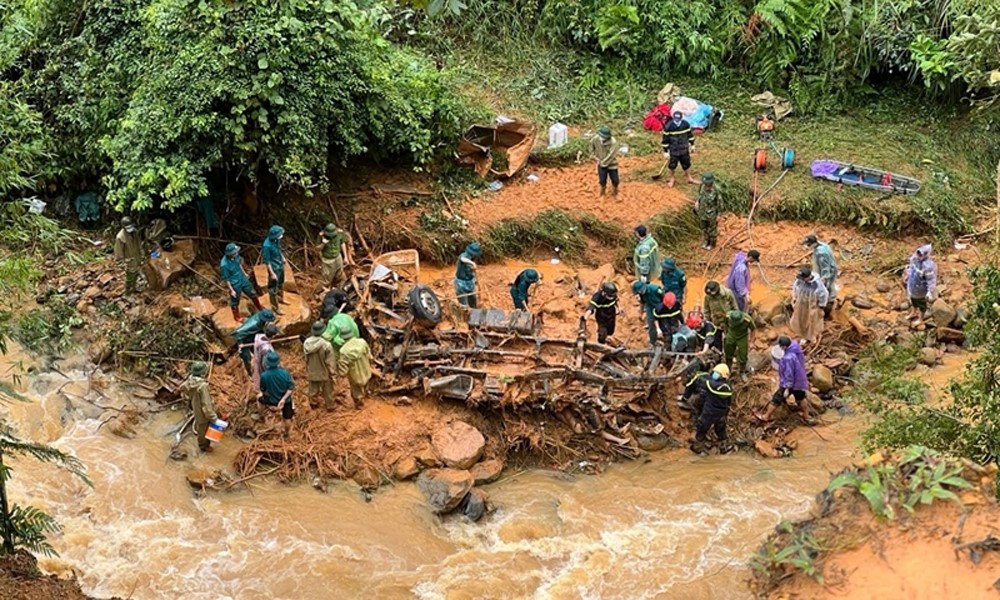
653, 291, 683, 342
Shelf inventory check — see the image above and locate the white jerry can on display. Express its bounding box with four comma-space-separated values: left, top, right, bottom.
548, 122, 569, 149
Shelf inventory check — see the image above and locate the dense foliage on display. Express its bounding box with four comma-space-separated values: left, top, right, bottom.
0, 0, 473, 210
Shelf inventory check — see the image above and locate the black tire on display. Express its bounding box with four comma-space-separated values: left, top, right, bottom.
408, 284, 442, 324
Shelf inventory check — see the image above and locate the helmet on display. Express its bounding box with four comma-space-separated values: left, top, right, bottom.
465, 242, 482, 259
661, 257, 676, 271
224, 242, 240, 257
727, 310, 742, 324
311, 321, 325, 336
339, 322, 356, 340
798, 266, 813, 279
264, 351, 280, 368
523, 268, 540, 283
259, 309, 276, 322
686, 312, 703, 329
267, 225, 285, 240
712, 363, 730, 378
662, 292, 677, 308
702, 172, 715, 183
323, 223, 337, 237
802, 234, 818, 247
631, 281, 645, 295
601, 282, 618, 298
121, 216, 136, 232
705, 281, 720, 295
597, 126, 612, 139
189, 361, 208, 376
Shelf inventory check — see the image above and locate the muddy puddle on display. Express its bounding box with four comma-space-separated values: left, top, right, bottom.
7, 362, 865, 600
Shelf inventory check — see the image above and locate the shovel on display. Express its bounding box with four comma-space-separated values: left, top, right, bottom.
651, 154, 670, 180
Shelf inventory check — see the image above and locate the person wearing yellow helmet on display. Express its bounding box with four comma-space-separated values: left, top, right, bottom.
694, 363, 733, 450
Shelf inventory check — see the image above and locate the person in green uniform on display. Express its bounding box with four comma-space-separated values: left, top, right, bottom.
632, 280, 666, 347
510, 268, 540, 310
723, 309, 756, 374
455, 242, 482, 308
659, 257, 687, 307
590, 126, 620, 197
262, 225, 287, 314
113, 216, 144, 293
337, 323, 372, 409
320, 223, 351, 289
703, 280, 739, 333
303, 321, 337, 411
181, 361, 218, 453
258, 351, 295, 438
74, 190, 100, 229
632, 225, 662, 283
695, 173, 720, 250
234, 309, 276, 373
322, 311, 359, 352
220, 243, 262, 322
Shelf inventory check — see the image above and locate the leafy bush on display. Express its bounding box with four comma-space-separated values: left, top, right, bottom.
105, 312, 205, 376
12, 297, 82, 355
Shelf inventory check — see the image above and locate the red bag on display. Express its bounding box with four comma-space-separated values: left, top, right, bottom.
642, 103, 672, 132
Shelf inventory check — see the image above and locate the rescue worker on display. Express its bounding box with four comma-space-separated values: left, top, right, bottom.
653, 292, 683, 342
74, 189, 100, 229
677, 356, 711, 412
319, 287, 349, 320
790, 266, 829, 343
251, 323, 279, 392
723, 309, 756, 374
687, 311, 723, 353
262, 225, 287, 314
337, 322, 372, 409
659, 257, 687, 307
804, 235, 838, 319
113, 216, 143, 293
703, 281, 738, 332
903, 244, 937, 328
455, 241, 482, 308
220, 242, 263, 323
257, 351, 295, 438
661, 111, 699, 188
181, 361, 218, 453
582, 282, 622, 345
632, 225, 662, 283
694, 364, 733, 449
694, 173, 719, 249
303, 321, 337, 411
726, 249, 760, 312
320, 223, 351, 289
755, 336, 811, 423
590, 126, 620, 197
322, 310, 359, 352
510, 268, 540, 310
633, 280, 666, 347
234, 308, 276, 374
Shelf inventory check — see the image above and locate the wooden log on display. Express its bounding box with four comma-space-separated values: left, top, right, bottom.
847, 315, 869, 336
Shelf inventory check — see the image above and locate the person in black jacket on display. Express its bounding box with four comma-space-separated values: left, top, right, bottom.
694, 363, 733, 450
661, 111, 700, 188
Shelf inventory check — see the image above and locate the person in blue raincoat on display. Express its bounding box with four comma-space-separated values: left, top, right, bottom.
262, 225, 287, 314
510, 268, 540, 310
903, 243, 937, 328
803, 235, 839, 319
455, 242, 482, 308
632, 280, 666, 347
220, 243, 262, 323
659, 257, 687, 307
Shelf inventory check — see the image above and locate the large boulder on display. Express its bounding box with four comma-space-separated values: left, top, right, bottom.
746, 351, 772, 374
918, 347, 938, 367
416, 468, 474, 514
576, 263, 615, 295
211, 291, 313, 345
252, 263, 299, 294
393, 456, 421, 481
810, 365, 835, 393
459, 488, 489, 522
850, 295, 875, 309
470, 459, 504, 485
928, 299, 957, 328
147, 239, 197, 291
756, 295, 789, 324
432, 420, 486, 470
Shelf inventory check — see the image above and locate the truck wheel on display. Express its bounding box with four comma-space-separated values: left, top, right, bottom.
408, 284, 442, 324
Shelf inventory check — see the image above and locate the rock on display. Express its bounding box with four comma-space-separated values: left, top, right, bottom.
806, 391, 824, 412
147, 239, 197, 291
185, 467, 219, 490
945, 343, 960, 354
896, 301, 910, 312
850, 295, 875, 309
393, 456, 421, 481
953, 307, 968, 328
756, 295, 788, 323
937, 327, 966, 345
771, 314, 788, 327
810, 365, 835, 393
928, 299, 957, 328
252, 263, 299, 294
88, 341, 112, 365
576, 264, 615, 295
416, 468, 474, 514
83, 285, 103, 300
875, 280, 892, 293
754, 440, 780, 458
918, 347, 938, 367
414, 446, 441, 468
460, 488, 489, 522
746, 351, 771, 374
432, 420, 486, 470
351, 465, 382, 490
211, 291, 313, 345
470, 459, 504, 485
635, 432, 670, 452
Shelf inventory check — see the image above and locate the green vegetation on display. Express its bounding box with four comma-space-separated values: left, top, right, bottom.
751, 520, 826, 586
13, 298, 82, 355
105, 313, 206, 377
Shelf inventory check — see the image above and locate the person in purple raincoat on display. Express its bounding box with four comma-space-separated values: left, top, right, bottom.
725, 249, 760, 312
755, 336, 812, 423
903, 244, 937, 328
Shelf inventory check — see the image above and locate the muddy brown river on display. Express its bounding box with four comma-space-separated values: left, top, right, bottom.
6, 355, 865, 600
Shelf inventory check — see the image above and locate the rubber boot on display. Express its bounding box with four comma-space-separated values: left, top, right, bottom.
269, 292, 283, 315
231, 306, 244, 323
251, 296, 264, 313
599, 184, 606, 197
279, 290, 288, 305
612, 184, 619, 198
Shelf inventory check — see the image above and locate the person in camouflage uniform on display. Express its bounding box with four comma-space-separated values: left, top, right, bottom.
695, 173, 720, 250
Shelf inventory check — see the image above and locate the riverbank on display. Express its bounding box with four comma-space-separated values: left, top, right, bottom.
0, 550, 112, 600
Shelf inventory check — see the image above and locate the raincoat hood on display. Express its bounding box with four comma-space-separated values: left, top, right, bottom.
915, 244, 932, 258
267, 225, 285, 241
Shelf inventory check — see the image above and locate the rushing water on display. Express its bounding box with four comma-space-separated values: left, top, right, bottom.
6, 359, 863, 600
